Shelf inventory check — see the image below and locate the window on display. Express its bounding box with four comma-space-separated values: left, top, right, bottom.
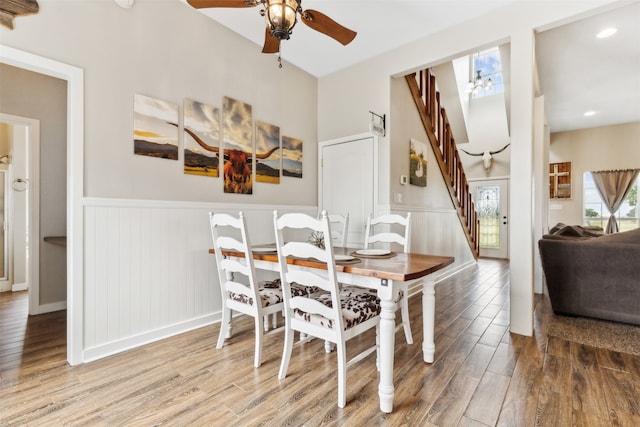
476, 185, 500, 248
583, 172, 639, 231
470, 47, 504, 99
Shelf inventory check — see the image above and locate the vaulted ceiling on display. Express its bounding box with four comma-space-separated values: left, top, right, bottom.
184, 0, 640, 135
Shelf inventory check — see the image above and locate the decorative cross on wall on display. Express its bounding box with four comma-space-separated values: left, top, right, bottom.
549, 162, 572, 199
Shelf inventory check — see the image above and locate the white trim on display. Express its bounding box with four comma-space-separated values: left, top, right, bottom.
11, 282, 28, 292
83, 197, 315, 212
83, 313, 219, 363
393, 206, 457, 214
1, 44, 85, 365
32, 300, 67, 314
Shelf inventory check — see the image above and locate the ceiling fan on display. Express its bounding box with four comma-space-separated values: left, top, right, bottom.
186, 0, 357, 54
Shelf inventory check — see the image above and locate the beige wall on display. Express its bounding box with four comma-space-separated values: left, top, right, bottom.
0, 0, 318, 205
389, 77, 454, 210
549, 121, 640, 227
0, 64, 67, 305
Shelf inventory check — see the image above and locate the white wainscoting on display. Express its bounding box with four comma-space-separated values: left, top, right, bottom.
82, 198, 316, 362
391, 207, 477, 296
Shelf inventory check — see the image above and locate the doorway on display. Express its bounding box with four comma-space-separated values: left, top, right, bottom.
318, 133, 377, 247
470, 178, 509, 259
1, 44, 85, 365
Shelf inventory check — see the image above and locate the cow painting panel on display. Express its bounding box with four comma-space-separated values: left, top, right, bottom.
183, 98, 220, 177
255, 121, 281, 184
282, 136, 303, 178
223, 96, 254, 194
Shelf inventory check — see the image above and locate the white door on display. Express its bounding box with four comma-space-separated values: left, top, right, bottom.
319, 134, 376, 247
470, 178, 509, 259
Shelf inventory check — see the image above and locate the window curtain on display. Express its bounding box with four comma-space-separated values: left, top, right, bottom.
591, 169, 640, 234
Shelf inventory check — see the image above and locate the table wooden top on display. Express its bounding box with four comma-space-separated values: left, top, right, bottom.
209, 246, 454, 283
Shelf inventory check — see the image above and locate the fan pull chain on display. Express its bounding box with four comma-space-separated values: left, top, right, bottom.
278, 52, 282, 68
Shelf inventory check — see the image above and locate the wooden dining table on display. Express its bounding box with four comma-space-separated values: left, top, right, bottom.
209, 245, 454, 413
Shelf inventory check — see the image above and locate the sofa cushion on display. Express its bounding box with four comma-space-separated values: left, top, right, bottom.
547, 223, 604, 238
589, 227, 640, 244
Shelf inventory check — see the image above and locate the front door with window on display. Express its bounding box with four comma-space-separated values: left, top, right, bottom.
470, 179, 509, 259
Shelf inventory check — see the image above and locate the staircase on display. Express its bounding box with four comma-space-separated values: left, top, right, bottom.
405, 68, 480, 259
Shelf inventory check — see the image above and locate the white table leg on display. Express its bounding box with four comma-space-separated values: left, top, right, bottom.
378, 284, 396, 413
422, 276, 435, 363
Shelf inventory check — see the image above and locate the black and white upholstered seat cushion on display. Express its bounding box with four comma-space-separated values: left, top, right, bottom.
293, 292, 381, 330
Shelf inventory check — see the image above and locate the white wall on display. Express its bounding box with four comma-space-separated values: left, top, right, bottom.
549, 122, 640, 226
82, 199, 314, 362
1, 0, 319, 362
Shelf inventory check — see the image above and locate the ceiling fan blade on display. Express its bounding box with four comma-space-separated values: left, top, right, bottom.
262, 27, 281, 54
301, 10, 357, 45
186, 0, 256, 8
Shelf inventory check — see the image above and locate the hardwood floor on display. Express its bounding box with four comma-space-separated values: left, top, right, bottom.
1, 259, 639, 426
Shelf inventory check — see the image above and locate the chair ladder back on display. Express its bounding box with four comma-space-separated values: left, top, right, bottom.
327, 212, 349, 247
365, 212, 412, 253
209, 211, 260, 308
273, 210, 344, 332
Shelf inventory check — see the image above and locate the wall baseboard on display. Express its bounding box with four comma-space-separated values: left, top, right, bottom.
11, 282, 28, 292
83, 312, 221, 363
33, 300, 66, 314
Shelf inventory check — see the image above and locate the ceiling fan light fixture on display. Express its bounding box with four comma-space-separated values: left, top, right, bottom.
266, 0, 299, 40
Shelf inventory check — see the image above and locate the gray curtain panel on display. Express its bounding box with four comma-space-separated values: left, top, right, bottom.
591, 169, 640, 234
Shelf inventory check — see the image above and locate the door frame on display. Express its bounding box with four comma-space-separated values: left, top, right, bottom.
1, 44, 85, 365
318, 132, 379, 244
469, 176, 510, 259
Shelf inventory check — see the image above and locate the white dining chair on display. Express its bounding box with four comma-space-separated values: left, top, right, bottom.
344, 212, 414, 345
273, 210, 381, 408
209, 211, 286, 368
327, 212, 349, 247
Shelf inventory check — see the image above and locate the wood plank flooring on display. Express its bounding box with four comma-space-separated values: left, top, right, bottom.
2, 258, 640, 425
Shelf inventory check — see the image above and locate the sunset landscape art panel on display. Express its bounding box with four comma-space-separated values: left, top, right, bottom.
255, 121, 280, 184
282, 136, 302, 178
133, 94, 178, 160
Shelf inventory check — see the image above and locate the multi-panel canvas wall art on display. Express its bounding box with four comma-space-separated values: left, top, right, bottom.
255, 121, 281, 184
282, 136, 303, 178
223, 96, 253, 194
133, 94, 179, 160
410, 138, 427, 187
183, 98, 220, 177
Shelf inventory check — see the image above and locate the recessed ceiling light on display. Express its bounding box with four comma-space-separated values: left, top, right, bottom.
596, 28, 617, 38
584, 111, 596, 117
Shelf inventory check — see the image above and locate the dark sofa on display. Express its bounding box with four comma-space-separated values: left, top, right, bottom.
538, 226, 640, 326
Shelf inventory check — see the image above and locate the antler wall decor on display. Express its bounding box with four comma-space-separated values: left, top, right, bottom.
459, 143, 511, 170
0, 0, 39, 30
